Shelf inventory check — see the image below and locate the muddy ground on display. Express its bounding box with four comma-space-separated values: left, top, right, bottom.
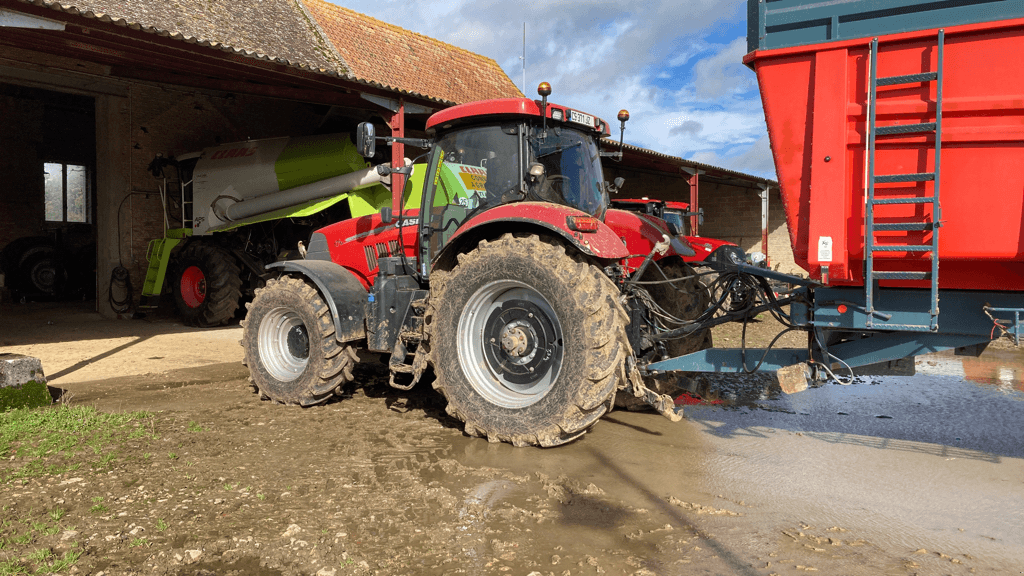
1, 300, 1022, 575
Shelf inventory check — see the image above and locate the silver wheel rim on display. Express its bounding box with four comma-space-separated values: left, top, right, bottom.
457, 280, 563, 408
258, 307, 309, 382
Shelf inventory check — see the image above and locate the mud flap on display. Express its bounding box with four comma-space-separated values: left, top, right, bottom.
623, 359, 683, 422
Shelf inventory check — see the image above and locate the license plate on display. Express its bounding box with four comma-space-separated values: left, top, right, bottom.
567, 109, 594, 127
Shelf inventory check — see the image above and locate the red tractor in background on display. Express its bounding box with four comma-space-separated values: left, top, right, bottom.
240, 84, 713, 447
609, 198, 737, 263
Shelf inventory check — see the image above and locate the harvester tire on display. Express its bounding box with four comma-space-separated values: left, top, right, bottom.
172, 242, 243, 327
616, 258, 713, 410
426, 234, 629, 447
241, 275, 359, 406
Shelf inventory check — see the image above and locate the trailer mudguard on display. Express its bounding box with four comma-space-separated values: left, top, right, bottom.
265, 260, 367, 343
439, 202, 630, 262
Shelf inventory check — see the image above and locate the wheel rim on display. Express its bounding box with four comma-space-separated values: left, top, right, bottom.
457, 280, 563, 409
180, 266, 207, 308
28, 260, 57, 294
258, 307, 310, 382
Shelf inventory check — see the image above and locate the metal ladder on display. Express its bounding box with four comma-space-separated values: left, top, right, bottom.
865, 30, 944, 331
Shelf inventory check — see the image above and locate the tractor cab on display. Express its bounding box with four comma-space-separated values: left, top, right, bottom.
356, 83, 629, 262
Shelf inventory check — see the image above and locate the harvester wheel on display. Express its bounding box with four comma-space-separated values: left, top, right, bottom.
172, 242, 242, 327
241, 275, 358, 406
426, 234, 630, 447
616, 258, 713, 409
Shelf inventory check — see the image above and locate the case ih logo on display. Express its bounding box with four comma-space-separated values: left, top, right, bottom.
210, 147, 256, 160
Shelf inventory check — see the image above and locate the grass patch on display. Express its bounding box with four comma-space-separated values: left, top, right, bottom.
0, 405, 153, 483
0, 379, 51, 412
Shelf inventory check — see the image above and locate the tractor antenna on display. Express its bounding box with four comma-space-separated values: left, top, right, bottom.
521, 23, 526, 93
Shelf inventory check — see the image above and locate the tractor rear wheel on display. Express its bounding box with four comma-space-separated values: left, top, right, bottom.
172, 242, 243, 327
241, 276, 358, 406
426, 234, 630, 447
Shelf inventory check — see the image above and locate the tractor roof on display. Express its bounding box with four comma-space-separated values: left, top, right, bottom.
426, 98, 611, 137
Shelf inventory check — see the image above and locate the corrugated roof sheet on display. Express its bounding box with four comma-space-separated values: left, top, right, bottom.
303, 0, 522, 105
601, 138, 779, 187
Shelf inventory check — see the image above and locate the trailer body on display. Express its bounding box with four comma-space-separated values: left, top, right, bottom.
746, 0, 1024, 292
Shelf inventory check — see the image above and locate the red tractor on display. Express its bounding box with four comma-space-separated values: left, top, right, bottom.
241, 84, 712, 447
609, 198, 737, 263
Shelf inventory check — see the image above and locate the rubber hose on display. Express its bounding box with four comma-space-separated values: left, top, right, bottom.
109, 265, 133, 314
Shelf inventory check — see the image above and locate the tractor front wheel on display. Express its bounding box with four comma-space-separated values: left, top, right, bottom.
426, 234, 630, 447
241, 276, 358, 406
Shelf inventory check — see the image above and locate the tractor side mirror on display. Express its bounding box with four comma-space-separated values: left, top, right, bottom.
356, 122, 376, 158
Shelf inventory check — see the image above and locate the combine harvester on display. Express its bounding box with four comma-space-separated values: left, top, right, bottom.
652, 0, 1024, 382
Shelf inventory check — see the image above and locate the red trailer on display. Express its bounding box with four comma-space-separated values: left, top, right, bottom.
746, 2, 1024, 296
648, 0, 1024, 382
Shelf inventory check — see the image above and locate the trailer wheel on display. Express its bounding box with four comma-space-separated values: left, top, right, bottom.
172, 242, 242, 327
427, 234, 629, 447
241, 276, 359, 406
617, 259, 713, 409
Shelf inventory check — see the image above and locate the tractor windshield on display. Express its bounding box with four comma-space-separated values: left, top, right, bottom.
420, 122, 609, 259
527, 127, 607, 219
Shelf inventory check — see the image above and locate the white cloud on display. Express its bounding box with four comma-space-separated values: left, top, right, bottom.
690, 37, 756, 100
690, 134, 776, 178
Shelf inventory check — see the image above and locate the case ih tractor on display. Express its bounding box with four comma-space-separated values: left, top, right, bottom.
240, 84, 713, 447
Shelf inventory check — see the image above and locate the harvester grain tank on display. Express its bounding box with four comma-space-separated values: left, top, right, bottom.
143, 133, 397, 326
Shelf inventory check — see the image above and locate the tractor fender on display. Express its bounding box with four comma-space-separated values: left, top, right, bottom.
604, 208, 696, 271
441, 202, 630, 263
265, 260, 368, 343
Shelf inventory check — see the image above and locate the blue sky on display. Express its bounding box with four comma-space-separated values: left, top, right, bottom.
328, 0, 776, 180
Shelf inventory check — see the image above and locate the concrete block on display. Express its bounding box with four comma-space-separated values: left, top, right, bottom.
0, 353, 52, 411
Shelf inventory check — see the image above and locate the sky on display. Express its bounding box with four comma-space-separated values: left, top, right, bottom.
328, 0, 776, 180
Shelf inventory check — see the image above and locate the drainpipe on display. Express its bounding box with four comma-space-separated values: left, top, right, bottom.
759, 183, 770, 265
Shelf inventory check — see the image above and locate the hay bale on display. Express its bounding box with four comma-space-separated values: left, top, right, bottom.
0, 354, 52, 411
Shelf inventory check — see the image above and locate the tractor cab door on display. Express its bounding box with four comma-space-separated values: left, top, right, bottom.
419, 123, 523, 260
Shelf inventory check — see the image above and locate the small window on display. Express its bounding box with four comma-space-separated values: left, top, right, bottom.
44, 163, 90, 223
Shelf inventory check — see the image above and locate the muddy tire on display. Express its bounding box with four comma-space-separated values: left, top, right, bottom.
241, 275, 359, 406
426, 234, 629, 447
617, 259, 713, 409
172, 242, 243, 327
645, 259, 713, 357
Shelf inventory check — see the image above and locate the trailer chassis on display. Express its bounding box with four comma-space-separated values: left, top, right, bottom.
643, 247, 1020, 391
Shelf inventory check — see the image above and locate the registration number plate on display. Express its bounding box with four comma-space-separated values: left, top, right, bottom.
567, 109, 594, 127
